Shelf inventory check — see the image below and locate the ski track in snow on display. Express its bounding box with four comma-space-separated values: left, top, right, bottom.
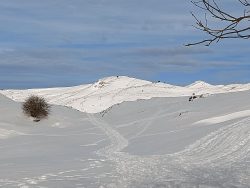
1, 76, 250, 187
1, 110, 250, 187
0, 163, 117, 188
85, 113, 250, 187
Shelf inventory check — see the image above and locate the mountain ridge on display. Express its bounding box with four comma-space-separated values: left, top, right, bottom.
1, 76, 250, 113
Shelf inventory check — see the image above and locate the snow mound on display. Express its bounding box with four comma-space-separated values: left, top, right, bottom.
1, 76, 250, 113
0, 128, 22, 139
194, 110, 250, 125
187, 80, 214, 89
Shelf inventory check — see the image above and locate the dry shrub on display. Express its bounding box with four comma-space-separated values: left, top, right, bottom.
22, 95, 50, 122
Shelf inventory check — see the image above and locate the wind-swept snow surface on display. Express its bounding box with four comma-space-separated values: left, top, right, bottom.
1, 76, 250, 113
1, 78, 250, 187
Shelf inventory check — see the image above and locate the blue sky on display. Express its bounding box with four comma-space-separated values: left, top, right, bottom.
0, 0, 249, 89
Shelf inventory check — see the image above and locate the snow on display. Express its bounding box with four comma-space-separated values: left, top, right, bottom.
194, 110, 250, 125
0, 127, 22, 139
186, 80, 214, 89
0, 77, 250, 187
1, 76, 250, 113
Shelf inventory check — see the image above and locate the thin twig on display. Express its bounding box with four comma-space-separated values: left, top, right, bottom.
186, 0, 250, 46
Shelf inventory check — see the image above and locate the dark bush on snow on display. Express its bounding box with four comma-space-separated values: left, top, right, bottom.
22, 95, 50, 122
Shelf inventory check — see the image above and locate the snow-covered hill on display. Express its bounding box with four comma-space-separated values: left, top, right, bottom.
1, 77, 250, 187
1, 76, 250, 113
1, 90, 250, 187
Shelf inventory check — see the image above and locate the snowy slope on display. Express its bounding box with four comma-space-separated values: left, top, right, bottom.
1, 90, 250, 188
1, 76, 250, 187
1, 76, 250, 113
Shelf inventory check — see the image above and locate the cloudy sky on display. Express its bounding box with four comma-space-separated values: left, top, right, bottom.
0, 0, 249, 88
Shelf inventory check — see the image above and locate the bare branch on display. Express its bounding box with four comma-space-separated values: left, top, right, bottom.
239, 0, 250, 6
186, 0, 250, 46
